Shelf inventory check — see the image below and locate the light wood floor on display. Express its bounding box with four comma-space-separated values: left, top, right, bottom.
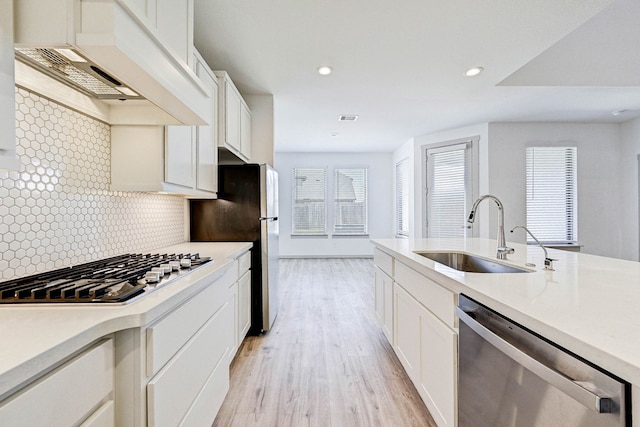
212, 258, 437, 427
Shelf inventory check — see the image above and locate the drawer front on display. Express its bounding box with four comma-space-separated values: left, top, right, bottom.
373, 247, 394, 277
395, 261, 455, 328
80, 400, 114, 427
0, 339, 113, 427
238, 250, 251, 275
179, 349, 230, 427
147, 299, 232, 427
147, 267, 235, 376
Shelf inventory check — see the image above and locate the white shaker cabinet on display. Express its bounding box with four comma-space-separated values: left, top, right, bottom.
376, 254, 458, 427
0, 339, 114, 427
0, 0, 19, 171
111, 51, 218, 197
216, 71, 251, 163
227, 249, 252, 362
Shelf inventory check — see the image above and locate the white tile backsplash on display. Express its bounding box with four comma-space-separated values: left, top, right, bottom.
0, 87, 186, 280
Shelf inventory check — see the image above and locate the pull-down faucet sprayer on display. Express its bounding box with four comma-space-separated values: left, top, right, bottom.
467, 195, 514, 260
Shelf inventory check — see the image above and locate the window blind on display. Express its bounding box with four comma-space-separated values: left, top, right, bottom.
333, 168, 368, 235
396, 159, 409, 237
292, 168, 327, 234
526, 147, 577, 243
426, 143, 471, 238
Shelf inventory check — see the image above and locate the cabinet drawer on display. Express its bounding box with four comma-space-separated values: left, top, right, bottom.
373, 247, 394, 277
80, 400, 114, 427
147, 299, 232, 427
147, 267, 235, 376
238, 250, 251, 275
0, 339, 113, 427
180, 348, 230, 427
395, 261, 455, 328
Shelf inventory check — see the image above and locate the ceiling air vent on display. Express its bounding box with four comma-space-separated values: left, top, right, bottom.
338, 114, 359, 122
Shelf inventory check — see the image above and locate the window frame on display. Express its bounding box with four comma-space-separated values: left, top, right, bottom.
291, 167, 328, 236
332, 167, 368, 236
525, 145, 578, 245
395, 158, 409, 237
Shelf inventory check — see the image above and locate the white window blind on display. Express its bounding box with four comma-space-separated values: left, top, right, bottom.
334, 168, 368, 235
426, 143, 472, 238
292, 168, 327, 234
396, 159, 409, 237
526, 146, 577, 243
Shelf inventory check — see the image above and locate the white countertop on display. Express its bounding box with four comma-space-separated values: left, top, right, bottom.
371, 238, 640, 385
0, 242, 252, 399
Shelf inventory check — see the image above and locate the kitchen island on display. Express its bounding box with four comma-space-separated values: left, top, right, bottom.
0, 241, 252, 426
372, 237, 640, 426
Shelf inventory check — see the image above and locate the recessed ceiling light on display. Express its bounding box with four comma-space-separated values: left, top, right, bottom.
612, 109, 627, 116
338, 114, 358, 121
465, 66, 484, 77
317, 65, 333, 76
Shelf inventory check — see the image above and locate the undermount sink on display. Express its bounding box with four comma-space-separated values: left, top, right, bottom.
415, 251, 531, 273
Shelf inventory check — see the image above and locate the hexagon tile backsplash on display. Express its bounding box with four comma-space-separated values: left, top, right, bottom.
0, 87, 186, 281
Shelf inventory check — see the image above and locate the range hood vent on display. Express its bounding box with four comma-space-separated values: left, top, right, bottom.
15, 48, 140, 100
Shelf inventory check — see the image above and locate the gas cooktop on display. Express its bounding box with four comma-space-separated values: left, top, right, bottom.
0, 253, 212, 304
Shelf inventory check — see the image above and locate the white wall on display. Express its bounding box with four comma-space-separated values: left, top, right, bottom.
620, 117, 640, 261
487, 122, 622, 258
275, 151, 393, 257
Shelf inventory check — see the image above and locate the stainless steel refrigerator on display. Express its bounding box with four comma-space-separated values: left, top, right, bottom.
190, 164, 279, 335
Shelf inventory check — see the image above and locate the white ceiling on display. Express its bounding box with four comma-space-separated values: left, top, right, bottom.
193, 0, 640, 153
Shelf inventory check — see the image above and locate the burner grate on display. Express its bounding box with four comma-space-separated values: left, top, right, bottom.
0, 253, 211, 304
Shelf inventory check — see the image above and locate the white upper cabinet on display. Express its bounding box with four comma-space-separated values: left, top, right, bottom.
215, 71, 251, 163
0, 0, 19, 171
14, 0, 208, 126
111, 50, 218, 197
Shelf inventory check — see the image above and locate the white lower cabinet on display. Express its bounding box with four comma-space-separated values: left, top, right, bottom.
228, 249, 252, 363
0, 339, 114, 427
374, 266, 394, 343
381, 257, 457, 427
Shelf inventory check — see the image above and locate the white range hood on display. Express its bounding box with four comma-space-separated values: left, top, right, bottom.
14, 0, 210, 126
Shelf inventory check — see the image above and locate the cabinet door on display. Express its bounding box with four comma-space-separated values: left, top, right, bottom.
393, 284, 421, 383
224, 80, 241, 152
155, 0, 192, 63
240, 101, 251, 160
165, 125, 194, 188
374, 266, 393, 343
227, 280, 239, 362
0, 0, 18, 170
238, 270, 251, 341
195, 64, 218, 193
419, 306, 457, 427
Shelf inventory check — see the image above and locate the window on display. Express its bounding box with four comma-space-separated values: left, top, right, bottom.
426, 142, 473, 238
292, 168, 327, 234
334, 168, 368, 235
396, 159, 409, 237
526, 146, 577, 243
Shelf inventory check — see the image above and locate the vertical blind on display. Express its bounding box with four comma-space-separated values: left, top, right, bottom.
334, 168, 368, 235
526, 146, 577, 243
292, 168, 327, 234
426, 143, 471, 238
396, 159, 409, 237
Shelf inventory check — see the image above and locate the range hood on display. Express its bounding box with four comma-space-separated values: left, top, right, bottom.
15, 47, 141, 100
14, 0, 210, 126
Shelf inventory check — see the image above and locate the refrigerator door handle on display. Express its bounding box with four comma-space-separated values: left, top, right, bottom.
259, 216, 278, 221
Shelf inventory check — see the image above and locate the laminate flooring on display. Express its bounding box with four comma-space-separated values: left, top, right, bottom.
212, 258, 437, 427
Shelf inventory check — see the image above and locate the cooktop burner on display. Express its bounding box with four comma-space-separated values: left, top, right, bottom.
0, 253, 212, 304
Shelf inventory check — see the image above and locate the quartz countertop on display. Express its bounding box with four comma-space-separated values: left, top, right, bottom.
0, 242, 252, 400
371, 238, 640, 386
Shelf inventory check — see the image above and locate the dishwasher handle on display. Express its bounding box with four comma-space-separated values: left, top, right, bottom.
456, 307, 613, 414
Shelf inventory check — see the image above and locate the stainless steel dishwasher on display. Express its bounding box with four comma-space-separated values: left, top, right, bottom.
457, 294, 629, 427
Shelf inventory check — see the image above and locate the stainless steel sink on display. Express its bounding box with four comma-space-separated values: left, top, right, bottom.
415, 251, 531, 273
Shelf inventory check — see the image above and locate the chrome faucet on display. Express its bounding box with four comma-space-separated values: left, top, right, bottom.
510, 226, 556, 271
467, 195, 514, 260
